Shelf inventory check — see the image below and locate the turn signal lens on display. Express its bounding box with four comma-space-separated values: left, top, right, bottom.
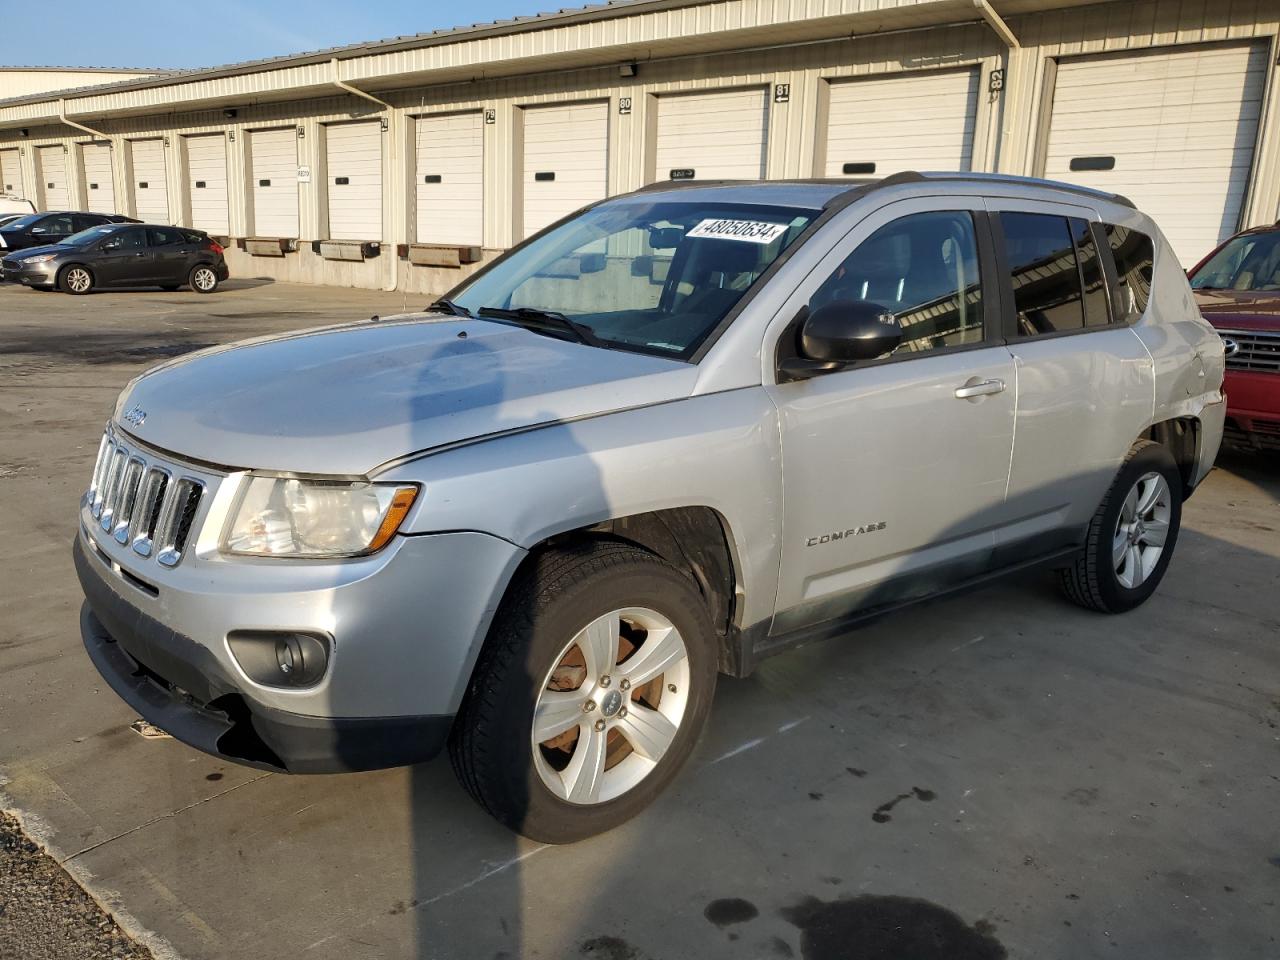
367, 486, 418, 553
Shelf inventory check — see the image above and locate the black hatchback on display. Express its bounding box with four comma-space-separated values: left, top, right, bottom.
1, 223, 230, 294
0, 210, 137, 252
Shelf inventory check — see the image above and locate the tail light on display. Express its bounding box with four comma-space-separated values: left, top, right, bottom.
207, 241, 224, 255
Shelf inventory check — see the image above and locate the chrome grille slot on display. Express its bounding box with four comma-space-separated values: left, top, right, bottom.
112, 458, 146, 544
155, 478, 204, 567
83, 426, 208, 568
1220, 328, 1280, 373
98, 446, 129, 531
130, 468, 169, 558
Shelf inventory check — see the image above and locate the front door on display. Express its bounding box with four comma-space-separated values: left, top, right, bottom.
765, 199, 1016, 634
95, 227, 154, 285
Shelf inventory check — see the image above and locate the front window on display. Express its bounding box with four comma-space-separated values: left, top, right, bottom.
1191, 232, 1280, 292
449, 200, 817, 359
60, 225, 116, 247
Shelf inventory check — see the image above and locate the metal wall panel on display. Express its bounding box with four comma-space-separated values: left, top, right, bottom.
250, 127, 299, 237
185, 134, 229, 234
37, 146, 68, 209
130, 139, 169, 223
653, 87, 769, 181
0, 148, 22, 195
325, 121, 382, 240
521, 101, 608, 239
80, 143, 115, 213
823, 68, 979, 177
1043, 41, 1268, 265
415, 112, 483, 246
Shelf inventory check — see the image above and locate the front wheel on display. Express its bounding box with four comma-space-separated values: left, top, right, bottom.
450, 543, 717, 843
59, 265, 94, 295
1060, 440, 1183, 613
188, 264, 218, 294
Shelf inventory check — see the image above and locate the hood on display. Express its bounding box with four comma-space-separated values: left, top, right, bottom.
115, 314, 699, 476
2, 243, 64, 260
1194, 289, 1280, 332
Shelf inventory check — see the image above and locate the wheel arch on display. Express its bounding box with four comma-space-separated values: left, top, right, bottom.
1141, 416, 1201, 497
515, 506, 747, 677
57, 262, 93, 288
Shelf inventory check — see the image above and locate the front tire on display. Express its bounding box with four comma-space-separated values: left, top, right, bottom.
188, 264, 218, 294
1060, 440, 1182, 613
59, 265, 94, 295
449, 542, 717, 843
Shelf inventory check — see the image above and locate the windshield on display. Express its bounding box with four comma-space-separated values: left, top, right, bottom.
1, 213, 43, 230
449, 200, 818, 359
59, 225, 116, 247
1191, 231, 1280, 292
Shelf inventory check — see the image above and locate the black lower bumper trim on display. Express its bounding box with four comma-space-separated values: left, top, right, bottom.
75, 535, 453, 774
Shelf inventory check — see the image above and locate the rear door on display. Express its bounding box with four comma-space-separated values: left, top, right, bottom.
94, 227, 153, 285
766, 198, 1017, 633
984, 200, 1154, 559
146, 226, 192, 281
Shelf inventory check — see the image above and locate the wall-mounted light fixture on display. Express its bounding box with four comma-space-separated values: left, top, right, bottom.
619, 62, 638, 78
18, 128, 28, 137
223, 108, 238, 119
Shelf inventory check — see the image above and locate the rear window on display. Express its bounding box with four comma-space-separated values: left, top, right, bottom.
1102, 224, 1154, 321
1000, 212, 1086, 336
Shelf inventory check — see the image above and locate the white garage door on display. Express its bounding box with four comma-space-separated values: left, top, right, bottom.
251, 128, 299, 237
130, 139, 169, 223
416, 112, 483, 246
654, 88, 769, 181
824, 69, 979, 178
38, 147, 69, 209
186, 134, 229, 235
1, 149, 23, 196
81, 143, 115, 214
522, 101, 608, 238
1044, 42, 1268, 266
326, 121, 382, 240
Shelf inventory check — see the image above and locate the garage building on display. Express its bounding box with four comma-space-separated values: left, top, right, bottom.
0, 0, 1277, 294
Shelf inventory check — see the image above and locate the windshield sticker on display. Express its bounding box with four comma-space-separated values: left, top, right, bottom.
687, 218, 790, 244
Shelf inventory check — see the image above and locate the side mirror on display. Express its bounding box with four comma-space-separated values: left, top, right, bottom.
779, 300, 902, 380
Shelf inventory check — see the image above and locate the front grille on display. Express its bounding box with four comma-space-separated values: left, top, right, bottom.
1219, 328, 1280, 373
87, 428, 206, 567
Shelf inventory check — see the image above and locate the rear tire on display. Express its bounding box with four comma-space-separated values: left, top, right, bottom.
449, 542, 717, 843
188, 264, 218, 294
1060, 440, 1182, 613
58, 265, 94, 295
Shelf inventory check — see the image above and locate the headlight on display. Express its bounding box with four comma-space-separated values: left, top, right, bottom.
25, 254, 57, 263
222, 476, 418, 558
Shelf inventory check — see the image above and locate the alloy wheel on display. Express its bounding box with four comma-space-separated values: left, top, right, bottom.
532, 607, 691, 805
66, 268, 91, 293
1113, 471, 1171, 589
192, 267, 216, 291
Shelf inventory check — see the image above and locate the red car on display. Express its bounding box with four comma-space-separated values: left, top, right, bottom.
1190, 224, 1280, 453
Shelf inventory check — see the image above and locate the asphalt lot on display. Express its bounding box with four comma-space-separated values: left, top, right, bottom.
1, 279, 1278, 960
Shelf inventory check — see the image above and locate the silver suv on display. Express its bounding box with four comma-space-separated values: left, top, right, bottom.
75, 173, 1225, 842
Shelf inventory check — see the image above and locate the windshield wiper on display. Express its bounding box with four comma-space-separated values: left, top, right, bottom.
477, 306, 605, 348
428, 298, 473, 317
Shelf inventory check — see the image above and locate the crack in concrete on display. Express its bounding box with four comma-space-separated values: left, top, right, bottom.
61, 772, 273, 864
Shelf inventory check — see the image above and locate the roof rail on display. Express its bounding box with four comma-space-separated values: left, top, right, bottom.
908, 171, 1136, 209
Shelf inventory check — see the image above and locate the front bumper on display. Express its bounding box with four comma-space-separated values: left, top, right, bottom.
0, 259, 55, 286
1223, 370, 1279, 450
75, 519, 525, 773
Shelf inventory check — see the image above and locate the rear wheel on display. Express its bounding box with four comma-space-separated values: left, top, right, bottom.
450, 542, 717, 843
59, 265, 93, 295
188, 264, 218, 294
1060, 440, 1182, 613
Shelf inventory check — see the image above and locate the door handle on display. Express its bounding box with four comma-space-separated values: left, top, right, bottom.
954, 378, 1006, 399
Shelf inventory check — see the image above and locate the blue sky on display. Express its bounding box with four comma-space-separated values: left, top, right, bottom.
0, 1, 565, 70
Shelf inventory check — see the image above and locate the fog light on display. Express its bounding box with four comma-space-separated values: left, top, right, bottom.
228, 630, 330, 688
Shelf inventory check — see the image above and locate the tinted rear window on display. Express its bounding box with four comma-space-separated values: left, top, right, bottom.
1102, 224, 1154, 321
1000, 212, 1085, 336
